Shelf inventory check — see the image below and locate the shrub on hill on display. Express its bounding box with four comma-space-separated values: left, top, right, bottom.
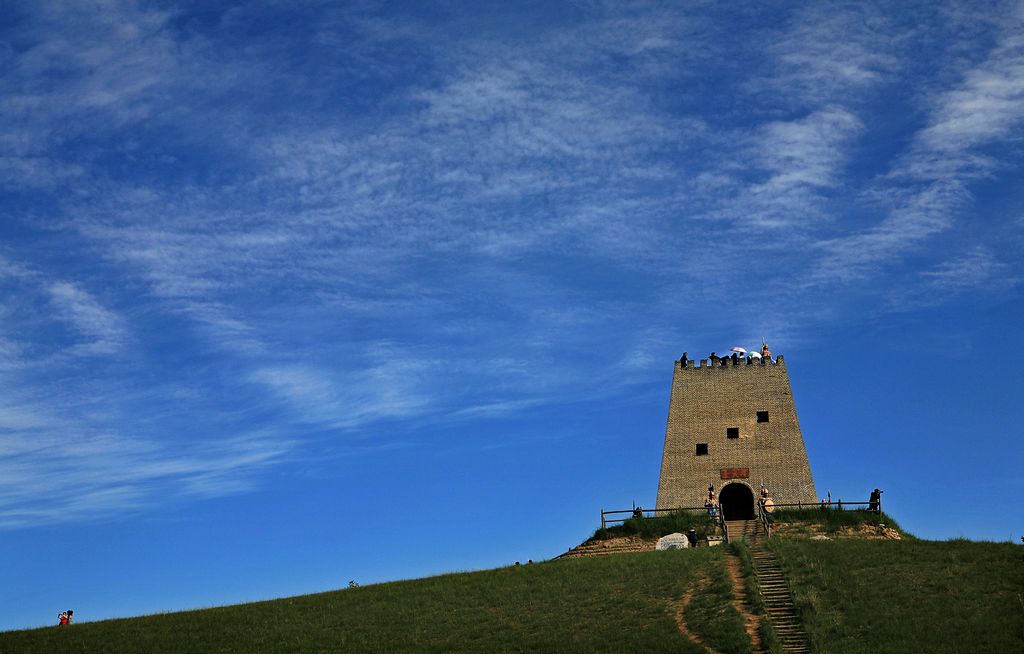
592, 510, 721, 542
767, 508, 905, 536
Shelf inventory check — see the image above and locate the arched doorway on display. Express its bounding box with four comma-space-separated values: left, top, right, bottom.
719, 483, 754, 520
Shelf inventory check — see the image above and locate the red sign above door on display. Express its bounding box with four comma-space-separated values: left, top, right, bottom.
720, 468, 750, 480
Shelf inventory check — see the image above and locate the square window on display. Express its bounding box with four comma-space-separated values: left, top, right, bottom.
757, 411, 769, 423
696, 443, 708, 456
726, 427, 739, 439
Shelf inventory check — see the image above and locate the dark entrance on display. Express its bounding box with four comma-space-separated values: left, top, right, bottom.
719, 483, 755, 520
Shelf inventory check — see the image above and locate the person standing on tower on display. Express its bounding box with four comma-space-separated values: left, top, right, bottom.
761, 342, 771, 361
681, 352, 688, 368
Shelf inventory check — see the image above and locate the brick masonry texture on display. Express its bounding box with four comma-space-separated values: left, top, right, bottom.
656, 355, 818, 510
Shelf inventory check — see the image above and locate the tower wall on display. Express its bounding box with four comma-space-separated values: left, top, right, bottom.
656, 355, 818, 509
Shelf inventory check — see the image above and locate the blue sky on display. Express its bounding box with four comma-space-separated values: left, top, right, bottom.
1, 0, 1023, 631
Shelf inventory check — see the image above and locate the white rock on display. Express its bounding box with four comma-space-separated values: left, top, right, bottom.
656, 533, 690, 550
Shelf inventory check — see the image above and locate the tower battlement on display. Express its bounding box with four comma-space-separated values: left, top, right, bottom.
680, 355, 785, 370
657, 352, 816, 518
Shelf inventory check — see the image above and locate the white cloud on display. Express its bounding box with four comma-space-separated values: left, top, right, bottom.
249, 356, 433, 430
920, 246, 1011, 291
810, 10, 1024, 283
48, 281, 127, 355
0, 419, 294, 529
749, 3, 901, 106
1, 1, 1022, 531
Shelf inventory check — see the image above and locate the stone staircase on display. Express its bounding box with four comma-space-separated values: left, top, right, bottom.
558, 535, 656, 559
727, 519, 811, 654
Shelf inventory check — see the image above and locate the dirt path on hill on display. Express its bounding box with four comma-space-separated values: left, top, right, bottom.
673, 577, 718, 654
724, 553, 764, 653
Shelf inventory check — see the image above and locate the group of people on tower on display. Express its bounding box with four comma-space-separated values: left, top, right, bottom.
680, 343, 772, 369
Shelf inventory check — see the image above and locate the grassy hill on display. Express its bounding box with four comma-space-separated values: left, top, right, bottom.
3, 516, 1022, 653
772, 538, 1023, 653
0, 548, 748, 653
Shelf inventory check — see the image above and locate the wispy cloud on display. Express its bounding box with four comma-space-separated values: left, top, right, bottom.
47, 281, 127, 355
0, 427, 292, 528
812, 8, 1024, 283
249, 356, 433, 430
1, 1, 1022, 529
752, 3, 902, 106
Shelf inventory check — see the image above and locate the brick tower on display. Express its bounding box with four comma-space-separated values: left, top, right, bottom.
655, 353, 817, 519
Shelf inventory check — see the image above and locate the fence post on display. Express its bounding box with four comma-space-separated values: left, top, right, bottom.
601, 510, 606, 530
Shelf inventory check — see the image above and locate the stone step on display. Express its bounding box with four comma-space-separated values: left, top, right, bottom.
748, 541, 811, 651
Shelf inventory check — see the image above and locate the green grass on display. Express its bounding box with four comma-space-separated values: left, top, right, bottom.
769, 538, 1024, 654
730, 541, 783, 654
0, 549, 740, 653
684, 552, 753, 654
6, 521, 1020, 653
768, 508, 905, 536
593, 510, 721, 541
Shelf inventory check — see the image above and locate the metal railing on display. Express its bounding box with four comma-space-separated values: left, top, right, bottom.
600, 506, 709, 529
601, 497, 881, 542
759, 498, 882, 537
762, 499, 880, 512
757, 500, 771, 539
599, 505, 729, 544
